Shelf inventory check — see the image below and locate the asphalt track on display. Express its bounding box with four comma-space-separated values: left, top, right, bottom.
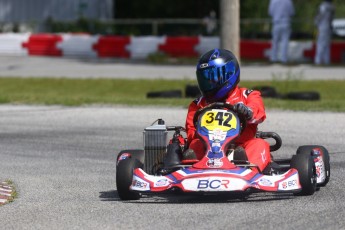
0, 56, 344, 229
0, 105, 345, 229
0, 56, 344, 80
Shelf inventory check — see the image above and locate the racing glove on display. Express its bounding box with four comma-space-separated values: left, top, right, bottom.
233, 103, 253, 121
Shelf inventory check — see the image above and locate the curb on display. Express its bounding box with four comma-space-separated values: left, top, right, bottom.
0, 181, 16, 206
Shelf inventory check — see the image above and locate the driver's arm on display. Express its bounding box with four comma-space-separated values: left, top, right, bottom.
245, 90, 266, 124
185, 100, 199, 144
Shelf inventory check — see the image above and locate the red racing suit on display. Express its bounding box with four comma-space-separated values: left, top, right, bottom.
185, 86, 271, 171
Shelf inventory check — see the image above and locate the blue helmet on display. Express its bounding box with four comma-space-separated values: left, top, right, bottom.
196, 49, 240, 102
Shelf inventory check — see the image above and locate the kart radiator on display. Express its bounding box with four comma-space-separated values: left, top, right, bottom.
143, 119, 167, 174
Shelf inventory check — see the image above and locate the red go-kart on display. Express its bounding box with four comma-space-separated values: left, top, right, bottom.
116, 102, 330, 200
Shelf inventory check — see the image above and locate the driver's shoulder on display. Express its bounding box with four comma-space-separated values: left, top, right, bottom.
237, 87, 256, 98
192, 96, 206, 107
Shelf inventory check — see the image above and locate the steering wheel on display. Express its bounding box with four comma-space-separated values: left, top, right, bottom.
192, 102, 247, 132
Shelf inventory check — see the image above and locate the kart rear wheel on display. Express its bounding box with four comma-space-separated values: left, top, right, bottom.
291, 154, 317, 196
297, 145, 330, 187
116, 154, 143, 200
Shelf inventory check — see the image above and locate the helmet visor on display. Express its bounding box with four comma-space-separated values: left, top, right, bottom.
196, 66, 224, 94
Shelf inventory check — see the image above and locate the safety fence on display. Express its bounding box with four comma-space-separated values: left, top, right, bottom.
1, 33, 345, 63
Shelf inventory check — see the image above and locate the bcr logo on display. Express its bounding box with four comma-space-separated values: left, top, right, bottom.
197, 179, 230, 189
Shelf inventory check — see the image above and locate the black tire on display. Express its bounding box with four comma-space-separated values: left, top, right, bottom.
253, 86, 280, 98
185, 84, 201, 98
297, 145, 330, 187
290, 154, 317, 196
284, 91, 320, 101
146, 90, 182, 98
116, 157, 143, 200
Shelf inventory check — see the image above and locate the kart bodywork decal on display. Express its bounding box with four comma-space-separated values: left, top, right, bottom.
193, 109, 241, 169
130, 167, 301, 193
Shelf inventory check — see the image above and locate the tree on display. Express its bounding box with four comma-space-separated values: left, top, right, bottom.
220, 0, 240, 57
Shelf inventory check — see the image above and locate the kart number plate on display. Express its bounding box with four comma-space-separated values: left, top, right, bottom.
200, 109, 237, 132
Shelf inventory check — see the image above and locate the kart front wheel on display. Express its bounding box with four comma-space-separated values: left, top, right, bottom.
117, 149, 144, 164
291, 154, 317, 196
297, 145, 330, 187
116, 157, 143, 200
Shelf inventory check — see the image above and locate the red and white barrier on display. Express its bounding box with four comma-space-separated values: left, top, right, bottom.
59, 34, 98, 58
128, 36, 166, 59
22, 34, 62, 56
304, 41, 345, 63
0, 33, 344, 63
93, 36, 131, 58
195, 36, 220, 56
0, 33, 30, 55
158, 36, 199, 57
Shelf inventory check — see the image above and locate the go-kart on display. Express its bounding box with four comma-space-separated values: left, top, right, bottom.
116, 102, 330, 200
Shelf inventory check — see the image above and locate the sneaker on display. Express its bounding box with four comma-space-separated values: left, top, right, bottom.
262, 162, 283, 175
233, 146, 248, 161
181, 149, 199, 164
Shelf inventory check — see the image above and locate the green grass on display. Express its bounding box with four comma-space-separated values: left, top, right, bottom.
0, 77, 344, 111
0, 78, 193, 106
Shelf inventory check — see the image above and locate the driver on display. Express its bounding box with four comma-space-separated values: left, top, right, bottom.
184, 48, 271, 172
